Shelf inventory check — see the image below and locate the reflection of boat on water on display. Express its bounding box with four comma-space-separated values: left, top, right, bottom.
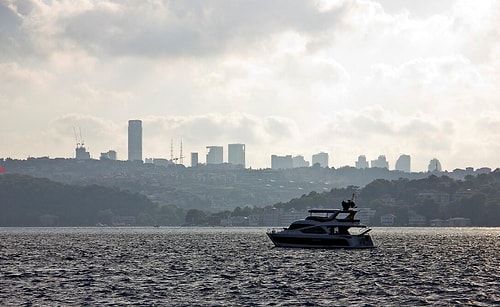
267, 197, 376, 249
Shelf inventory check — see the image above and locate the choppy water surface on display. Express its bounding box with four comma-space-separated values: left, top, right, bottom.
1, 227, 499, 306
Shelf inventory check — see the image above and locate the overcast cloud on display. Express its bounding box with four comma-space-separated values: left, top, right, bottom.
1, 0, 499, 171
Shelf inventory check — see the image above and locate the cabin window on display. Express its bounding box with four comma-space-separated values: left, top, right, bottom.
288, 223, 312, 230
301, 227, 326, 234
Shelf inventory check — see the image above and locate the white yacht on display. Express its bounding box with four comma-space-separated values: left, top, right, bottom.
267, 199, 375, 249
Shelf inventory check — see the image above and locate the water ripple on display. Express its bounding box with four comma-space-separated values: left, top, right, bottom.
0, 227, 499, 306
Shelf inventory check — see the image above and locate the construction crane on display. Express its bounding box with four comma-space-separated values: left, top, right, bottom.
73, 126, 84, 148
73, 127, 80, 147
79, 127, 85, 147
73, 126, 91, 160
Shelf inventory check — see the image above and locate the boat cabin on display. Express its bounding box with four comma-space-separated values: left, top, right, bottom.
305, 209, 360, 223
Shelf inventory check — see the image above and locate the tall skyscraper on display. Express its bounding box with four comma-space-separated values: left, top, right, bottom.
228, 143, 245, 167
312, 152, 329, 167
395, 154, 411, 172
128, 120, 142, 162
206, 146, 223, 164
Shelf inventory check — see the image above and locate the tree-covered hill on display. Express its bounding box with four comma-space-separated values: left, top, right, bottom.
0, 174, 184, 226
269, 172, 500, 226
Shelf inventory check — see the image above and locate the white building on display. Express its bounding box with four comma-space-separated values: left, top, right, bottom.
428, 158, 442, 172
312, 152, 329, 168
206, 146, 223, 164
356, 208, 376, 225
371, 155, 389, 169
355, 155, 369, 169
409, 214, 426, 226
395, 154, 411, 172
380, 214, 396, 226
228, 144, 245, 167
271, 155, 293, 169
292, 155, 309, 168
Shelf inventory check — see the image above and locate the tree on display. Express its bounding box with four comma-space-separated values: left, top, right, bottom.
184, 209, 206, 225
97, 209, 113, 225
417, 199, 440, 220
457, 193, 487, 225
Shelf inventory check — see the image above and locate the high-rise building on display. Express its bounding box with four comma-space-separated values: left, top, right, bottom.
271, 155, 293, 169
191, 152, 199, 167
312, 152, 328, 167
128, 120, 142, 162
395, 154, 411, 172
355, 155, 369, 169
75, 146, 90, 160
292, 155, 309, 168
100, 150, 117, 160
228, 144, 245, 167
428, 158, 442, 172
371, 155, 389, 169
206, 146, 223, 164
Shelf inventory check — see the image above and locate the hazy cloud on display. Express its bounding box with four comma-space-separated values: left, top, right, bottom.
2, 0, 348, 58
1, 0, 499, 171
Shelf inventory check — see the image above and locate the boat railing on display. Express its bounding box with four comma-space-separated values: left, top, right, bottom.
359, 228, 372, 235
267, 228, 285, 234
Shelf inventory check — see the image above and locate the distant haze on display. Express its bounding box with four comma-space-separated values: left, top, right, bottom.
1, 0, 498, 171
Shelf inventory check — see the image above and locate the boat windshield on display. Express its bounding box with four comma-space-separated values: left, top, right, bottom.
288, 223, 314, 230
335, 212, 351, 219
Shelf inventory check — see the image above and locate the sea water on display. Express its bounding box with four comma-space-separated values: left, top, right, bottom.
1, 227, 499, 306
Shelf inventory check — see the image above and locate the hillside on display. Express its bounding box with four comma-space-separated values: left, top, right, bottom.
0, 174, 184, 226
270, 172, 500, 226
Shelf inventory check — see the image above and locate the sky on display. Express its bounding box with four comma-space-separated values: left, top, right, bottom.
1, 0, 499, 171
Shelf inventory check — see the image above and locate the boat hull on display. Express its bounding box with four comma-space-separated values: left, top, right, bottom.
267, 232, 375, 249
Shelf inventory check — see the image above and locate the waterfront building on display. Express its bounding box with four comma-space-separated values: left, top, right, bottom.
430, 217, 471, 227
380, 214, 396, 226
356, 208, 376, 225
409, 214, 427, 226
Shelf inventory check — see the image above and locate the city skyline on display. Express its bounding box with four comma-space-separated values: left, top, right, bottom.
0, 118, 491, 172
0, 114, 490, 172
1, 1, 498, 172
